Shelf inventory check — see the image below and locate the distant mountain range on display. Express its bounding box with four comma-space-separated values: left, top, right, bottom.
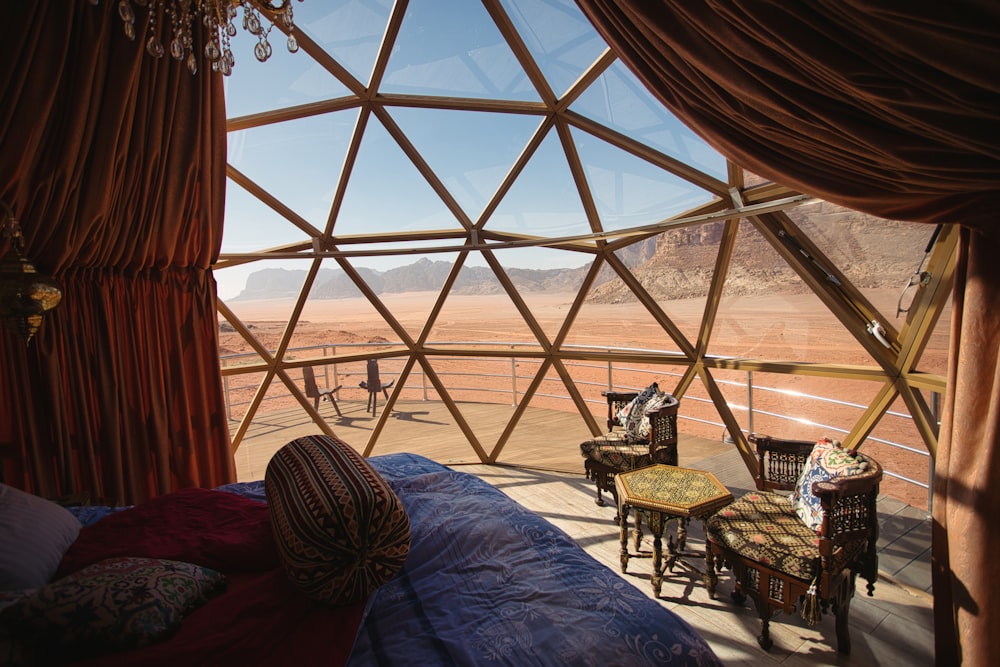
232, 205, 931, 302
232, 239, 656, 300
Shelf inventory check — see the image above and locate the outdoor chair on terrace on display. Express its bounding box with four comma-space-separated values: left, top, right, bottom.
302, 366, 342, 416
705, 434, 882, 655
579, 383, 679, 509
359, 358, 394, 417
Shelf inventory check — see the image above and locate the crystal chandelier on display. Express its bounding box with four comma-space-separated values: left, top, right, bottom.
93, 0, 302, 75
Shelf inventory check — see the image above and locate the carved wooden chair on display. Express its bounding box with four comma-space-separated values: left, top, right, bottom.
579, 384, 679, 509
705, 434, 882, 655
302, 366, 342, 416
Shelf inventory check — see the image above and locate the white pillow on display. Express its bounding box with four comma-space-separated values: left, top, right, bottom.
0, 484, 81, 591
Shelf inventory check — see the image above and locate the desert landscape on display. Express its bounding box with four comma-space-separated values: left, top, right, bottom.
220, 286, 947, 511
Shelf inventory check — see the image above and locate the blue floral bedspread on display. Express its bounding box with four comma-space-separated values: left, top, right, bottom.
70, 453, 721, 666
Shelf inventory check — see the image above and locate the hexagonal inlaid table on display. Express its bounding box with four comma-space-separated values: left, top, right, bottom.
615, 464, 733, 598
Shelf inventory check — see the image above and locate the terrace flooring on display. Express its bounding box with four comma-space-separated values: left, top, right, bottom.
232, 399, 933, 666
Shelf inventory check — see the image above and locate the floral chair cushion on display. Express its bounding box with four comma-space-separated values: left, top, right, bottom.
706, 490, 819, 582
792, 438, 869, 532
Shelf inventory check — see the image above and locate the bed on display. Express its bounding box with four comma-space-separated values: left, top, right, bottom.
1, 446, 721, 666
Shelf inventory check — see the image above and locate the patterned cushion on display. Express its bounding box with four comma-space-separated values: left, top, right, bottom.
706, 491, 819, 581
265, 435, 411, 606
633, 391, 668, 442
579, 434, 676, 472
0, 557, 225, 662
615, 383, 662, 443
792, 438, 869, 532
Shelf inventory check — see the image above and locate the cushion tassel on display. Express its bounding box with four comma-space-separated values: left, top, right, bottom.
801, 577, 822, 626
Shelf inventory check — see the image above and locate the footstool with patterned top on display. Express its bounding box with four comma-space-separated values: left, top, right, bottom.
615, 465, 733, 597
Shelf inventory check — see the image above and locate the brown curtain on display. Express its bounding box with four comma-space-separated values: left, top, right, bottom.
574, 2, 1000, 665
0, 3, 233, 504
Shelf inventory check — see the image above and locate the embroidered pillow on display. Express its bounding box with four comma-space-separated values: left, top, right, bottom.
0, 557, 225, 663
615, 383, 662, 442
265, 435, 411, 607
0, 483, 81, 591
792, 438, 869, 532
632, 391, 669, 443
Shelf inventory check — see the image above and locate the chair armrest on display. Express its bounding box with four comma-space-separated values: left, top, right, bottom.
812, 460, 883, 587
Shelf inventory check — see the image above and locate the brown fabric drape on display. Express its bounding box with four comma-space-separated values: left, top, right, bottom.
575, 2, 1000, 665
0, 3, 233, 504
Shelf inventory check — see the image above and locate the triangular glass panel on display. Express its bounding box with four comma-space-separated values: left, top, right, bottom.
335, 115, 468, 236
707, 220, 877, 366
491, 364, 592, 470
913, 292, 952, 377
382, 0, 537, 100
228, 111, 357, 228
218, 258, 309, 331
791, 201, 940, 326
706, 369, 882, 445
293, 0, 393, 86
294, 252, 460, 345
865, 394, 933, 511
607, 222, 723, 347
425, 250, 544, 352
221, 178, 312, 256
485, 130, 593, 239
284, 256, 413, 357
369, 356, 489, 464
489, 246, 591, 341
571, 61, 728, 181
563, 262, 695, 357
498, 0, 607, 99
571, 126, 716, 233
223, 25, 354, 119
387, 107, 540, 221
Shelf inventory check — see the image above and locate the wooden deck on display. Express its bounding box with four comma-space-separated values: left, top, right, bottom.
233, 399, 933, 666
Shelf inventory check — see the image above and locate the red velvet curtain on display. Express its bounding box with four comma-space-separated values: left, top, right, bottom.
0, 3, 233, 504
574, 2, 1000, 665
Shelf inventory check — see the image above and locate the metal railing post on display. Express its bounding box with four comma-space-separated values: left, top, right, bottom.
747, 370, 754, 436
510, 348, 518, 406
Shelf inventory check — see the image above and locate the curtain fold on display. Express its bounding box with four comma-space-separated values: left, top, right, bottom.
575, 2, 1000, 665
0, 2, 233, 504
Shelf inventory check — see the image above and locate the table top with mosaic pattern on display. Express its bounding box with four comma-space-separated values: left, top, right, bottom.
615, 465, 733, 518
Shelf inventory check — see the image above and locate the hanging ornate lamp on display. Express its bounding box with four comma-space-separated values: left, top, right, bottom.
0, 202, 62, 345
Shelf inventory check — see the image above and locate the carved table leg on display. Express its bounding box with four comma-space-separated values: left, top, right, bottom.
676, 517, 688, 552
705, 540, 718, 599
650, 511, 664, 597
618, 505, 630, 574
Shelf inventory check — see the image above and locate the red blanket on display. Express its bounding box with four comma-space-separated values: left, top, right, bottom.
58, 488, 365, 667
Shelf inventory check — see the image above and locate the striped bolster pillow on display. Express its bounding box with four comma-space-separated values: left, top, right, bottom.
264, 435, 410, 606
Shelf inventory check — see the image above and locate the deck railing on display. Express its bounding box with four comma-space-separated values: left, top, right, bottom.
220, 341, 935, 509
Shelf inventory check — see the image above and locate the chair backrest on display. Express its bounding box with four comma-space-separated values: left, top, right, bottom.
302, 366, 320, 398
750, 433, 815, 492
602, 390, 639, 431
366, 359, 382, 392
